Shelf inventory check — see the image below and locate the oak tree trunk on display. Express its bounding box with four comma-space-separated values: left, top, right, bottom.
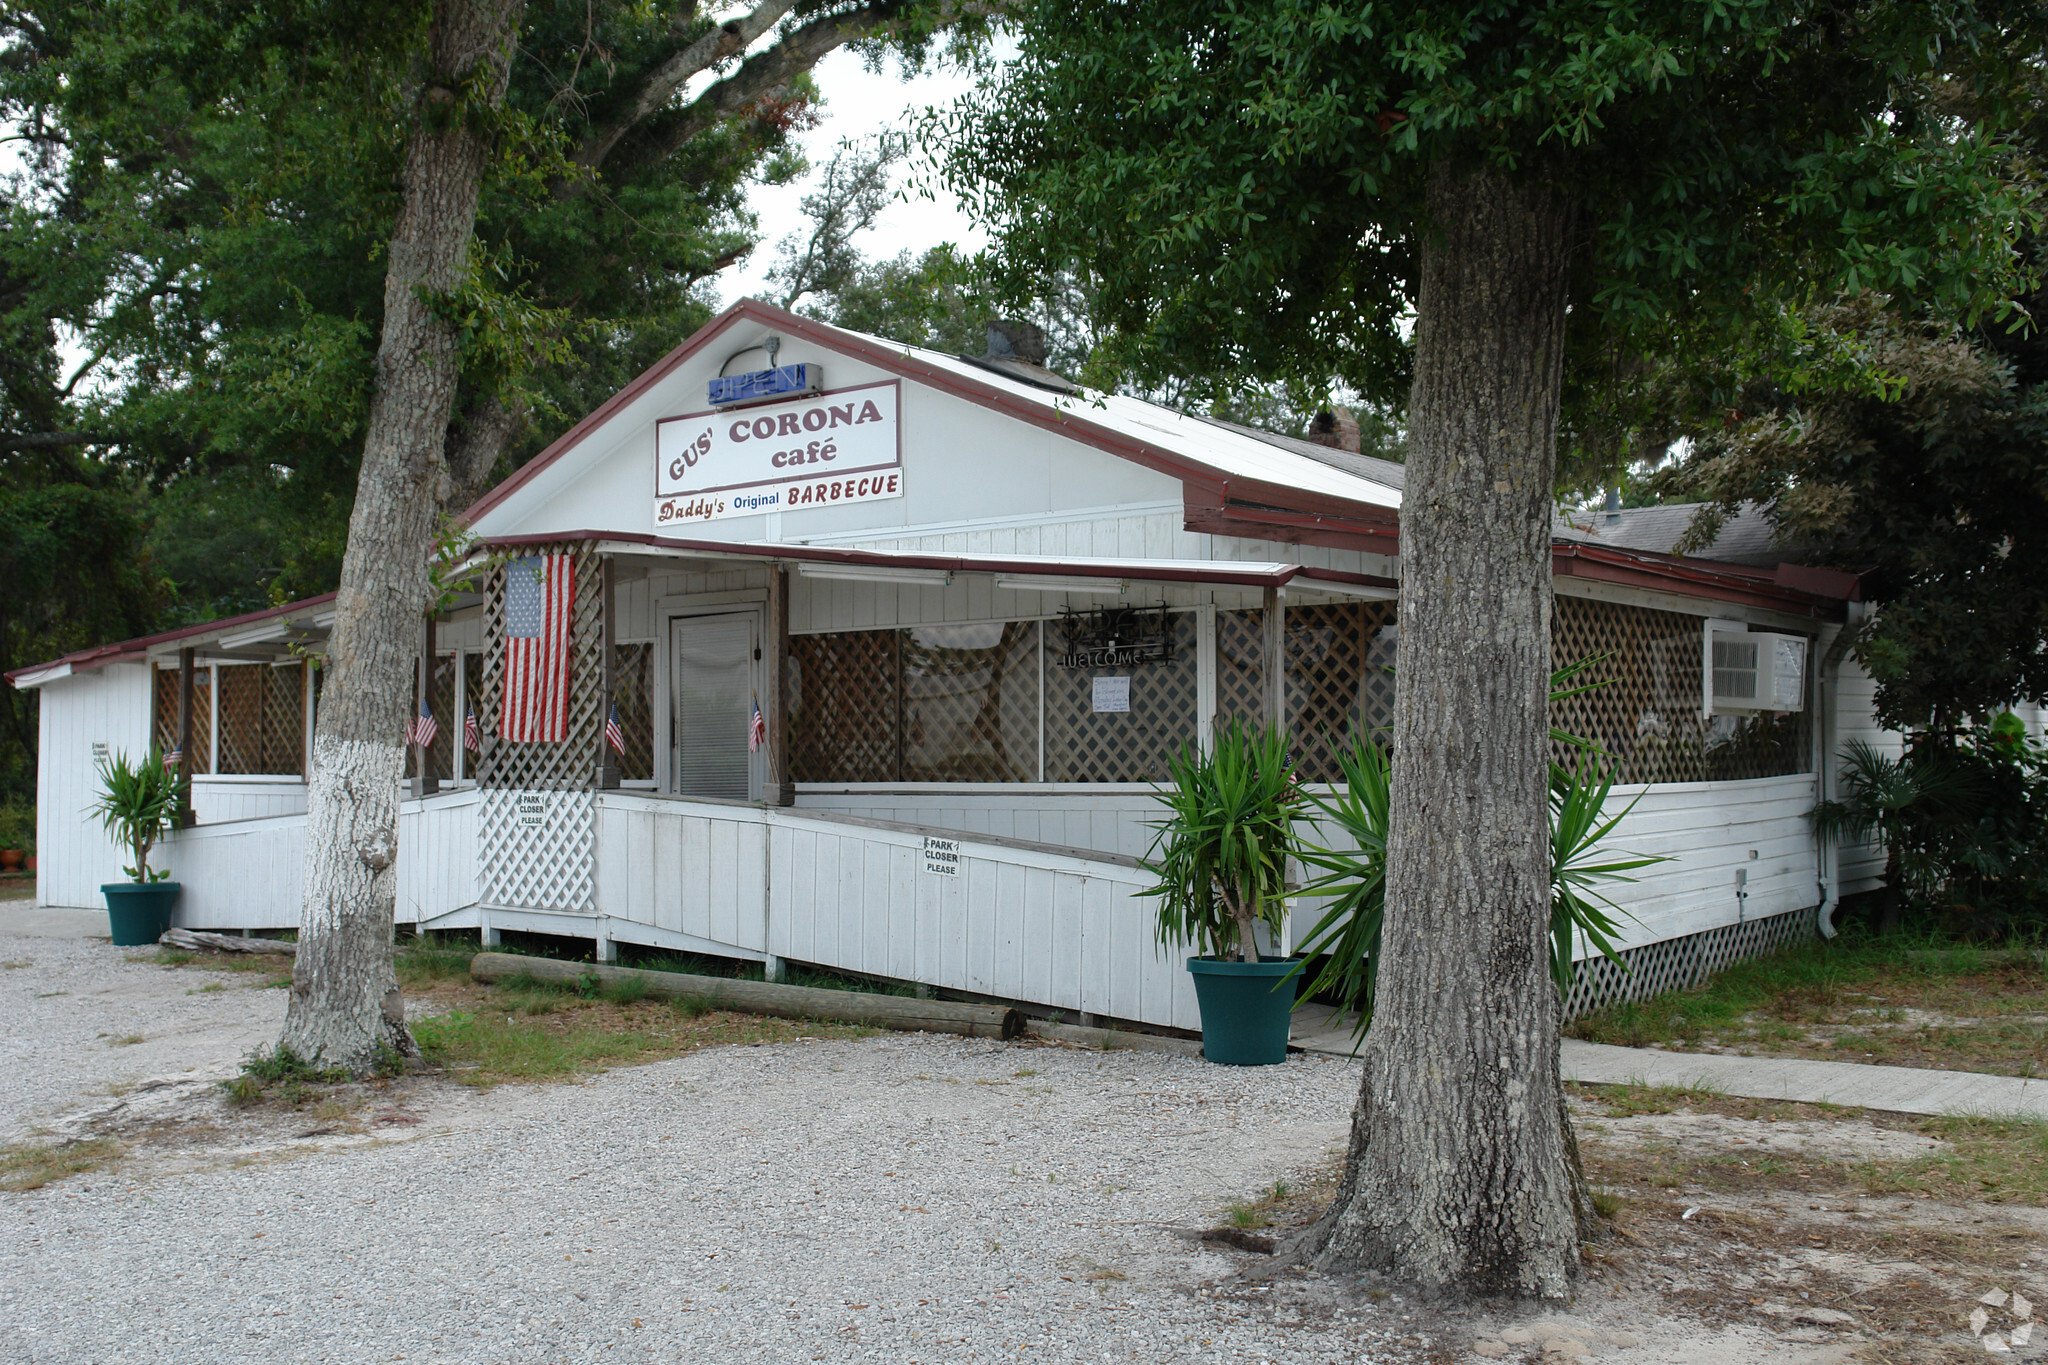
1301, 162, 1584, 1301
280, 0, 524, 1073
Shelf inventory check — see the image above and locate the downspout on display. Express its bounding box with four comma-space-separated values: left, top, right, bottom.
1814, 603, 1872, 939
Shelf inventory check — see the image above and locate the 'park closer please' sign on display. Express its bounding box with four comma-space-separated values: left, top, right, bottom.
654, 379, 902, 526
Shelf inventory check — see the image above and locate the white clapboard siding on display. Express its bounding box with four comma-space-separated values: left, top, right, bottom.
793, 789, 1164, 860
397, 789, 481, 924
1832, 657, 1900, 894
191, 777, 309, 824
592, 793, 770, 952
33, 663, 154, 909
1580, 774, 1818, 952
154, 789, 481, 931
1291, 773, 1820, 963
764, 809, 1198, 1032
158, 813, 304, 929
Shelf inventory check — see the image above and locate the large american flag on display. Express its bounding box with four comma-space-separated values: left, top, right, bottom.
500, 554, 574, 743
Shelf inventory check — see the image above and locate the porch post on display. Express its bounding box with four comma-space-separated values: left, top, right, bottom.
176, 647, 196, 828
765, 563, 793, 806
413, 615, 438, 799
1262, 585, 1286, 733
596, 555, 619, 790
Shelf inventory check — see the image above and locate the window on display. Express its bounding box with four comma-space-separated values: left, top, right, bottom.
1285, 601, 1398, 783
1043, 610, 1198, 783
218, 663, 306, 776
406, 655, 456, 782
152, 666, 214, 774
790, 629, 901, 782
1552, 597, 1811, 782
902, 623, 1039, 782
613, 642, 656, 782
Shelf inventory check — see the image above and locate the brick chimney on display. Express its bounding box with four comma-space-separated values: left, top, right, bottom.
1307, 406, 1362, 453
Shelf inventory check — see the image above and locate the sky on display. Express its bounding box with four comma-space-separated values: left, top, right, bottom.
708, 46, 998, 310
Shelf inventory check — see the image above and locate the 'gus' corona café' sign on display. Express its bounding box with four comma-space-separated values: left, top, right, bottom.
654, 379, 902, 526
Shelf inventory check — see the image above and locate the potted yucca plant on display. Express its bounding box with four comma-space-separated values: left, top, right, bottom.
1140, 719, 1302, 1065
89, 747, 183, 946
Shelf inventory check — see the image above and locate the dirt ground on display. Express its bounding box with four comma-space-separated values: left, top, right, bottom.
7, 937, 2046, 1363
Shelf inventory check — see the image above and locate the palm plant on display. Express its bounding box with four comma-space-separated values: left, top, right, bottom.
89, 748, 181, 883
1140, 719, 1301, 962
1291, 663, 1664, 1039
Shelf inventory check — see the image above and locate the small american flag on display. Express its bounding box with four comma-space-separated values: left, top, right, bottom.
604, 702, 625, 756
463, 706, 480, 753
748, 697, 767, 753
500, 554, 574, 743
407, 696, 437, 749
163, 746, 181, 773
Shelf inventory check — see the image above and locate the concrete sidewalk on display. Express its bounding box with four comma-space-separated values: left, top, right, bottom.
0, 903, 110, 939
1288, 1002, 2048, 1120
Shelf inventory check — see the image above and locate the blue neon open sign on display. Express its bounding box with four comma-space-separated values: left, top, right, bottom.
708, 364, 822, 407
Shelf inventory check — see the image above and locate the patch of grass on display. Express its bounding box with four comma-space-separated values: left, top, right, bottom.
394, 937, 476, 987
187, 983, 226, 995
1591, 1189, 1626, 1219
0, 1137, 122, 1191
151, 949, 195, 967
2, 959, 30, 969
1223, 1200, 1270, 1229
1588, 1081, 1725, 1117
108, 1033, 144, 1047
1568, 927, 2048, 1076
413, 1000, 872, 1087
598, 974, 651, 1006
222, 1045, 354, 1108
1860, 1113, 2048, 1205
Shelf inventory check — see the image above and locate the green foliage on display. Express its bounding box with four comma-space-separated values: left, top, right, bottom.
1140, 720, 1302, 962
1652, 294, 2048, 729
1816, 720, 2048, 935
938, 0, 2042, 469
87, 747, 180, 883
1291, 668, 1665, 1037
0, 801, 33, 853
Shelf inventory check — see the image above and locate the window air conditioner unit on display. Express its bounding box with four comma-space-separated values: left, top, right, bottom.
1702, 619, 1807, 715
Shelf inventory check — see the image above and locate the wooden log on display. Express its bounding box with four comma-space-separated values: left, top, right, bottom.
468, 953, 1025, 1040
159, 928, 298, 956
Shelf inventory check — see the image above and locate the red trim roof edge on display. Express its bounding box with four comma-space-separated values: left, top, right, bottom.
485, 530, 1297, 589
7, 592, 339, 687
461, 297, 1398, 529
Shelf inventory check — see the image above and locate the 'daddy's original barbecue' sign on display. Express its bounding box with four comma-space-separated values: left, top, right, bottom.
653, 380, 902, 526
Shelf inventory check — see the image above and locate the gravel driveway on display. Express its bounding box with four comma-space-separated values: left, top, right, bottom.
0, 934, 1412, 1364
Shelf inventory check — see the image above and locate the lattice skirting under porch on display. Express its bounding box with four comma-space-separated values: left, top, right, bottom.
477, 789, 595, 914
1563, 905, 1817, 1020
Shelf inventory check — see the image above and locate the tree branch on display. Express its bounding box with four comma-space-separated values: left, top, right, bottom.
573, 0, 800, 171
603, 4, 905, 185
0, 431, 113, 451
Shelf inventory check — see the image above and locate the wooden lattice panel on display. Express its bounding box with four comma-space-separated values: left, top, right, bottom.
216, 663, 304, 776
1215, 608, 1265, 731
477, 788, 595, 912
902, 622, 1039, 782
408, 654, 457, 781
1564, 905, 1815, 1019
1044, 611, 1200, 782
1550, 597, 1812, 783
474, 544, 606, 792
613, 642, 655, 782
790, 630, 901, 782
1286, 602, 1397, 782
152, 667, 213, 773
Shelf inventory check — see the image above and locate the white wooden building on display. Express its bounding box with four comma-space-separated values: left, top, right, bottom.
12, 298, 1983, 1029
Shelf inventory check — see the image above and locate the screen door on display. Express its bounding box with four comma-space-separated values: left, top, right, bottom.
670, 612, 756, 800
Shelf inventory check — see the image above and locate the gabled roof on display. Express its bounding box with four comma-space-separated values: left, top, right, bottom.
1556, 500, 1792, 568
5, 593, 337, 689
464, 298, 1403, 530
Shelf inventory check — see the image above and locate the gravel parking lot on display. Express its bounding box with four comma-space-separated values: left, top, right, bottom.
0, 930, 1411, 1364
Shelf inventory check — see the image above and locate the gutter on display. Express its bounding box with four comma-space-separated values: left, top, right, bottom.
1813, 602, 1873, 938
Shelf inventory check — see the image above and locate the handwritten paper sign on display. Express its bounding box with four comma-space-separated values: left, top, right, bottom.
1091, 676, 1131, 713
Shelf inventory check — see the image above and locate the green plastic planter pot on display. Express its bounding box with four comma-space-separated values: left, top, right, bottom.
1186, 956, 1297, 1066
102, 882, 181, 947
